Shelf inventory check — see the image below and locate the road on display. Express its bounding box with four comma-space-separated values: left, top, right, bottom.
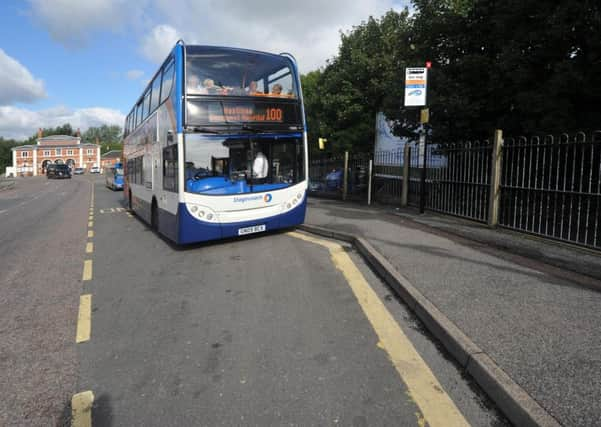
0, 175, 507, 426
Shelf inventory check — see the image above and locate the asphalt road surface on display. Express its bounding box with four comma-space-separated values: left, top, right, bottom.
0, 175, 507, 426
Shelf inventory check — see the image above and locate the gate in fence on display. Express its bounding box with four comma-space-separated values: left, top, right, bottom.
309, 130, 601, 251
425, 140, 492, 223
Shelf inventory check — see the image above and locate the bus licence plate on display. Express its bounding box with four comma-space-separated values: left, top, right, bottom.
238, 224, 266, 236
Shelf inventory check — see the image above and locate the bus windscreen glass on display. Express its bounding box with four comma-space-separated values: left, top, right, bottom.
184, 134, 304, 195
185, 48, 298, 99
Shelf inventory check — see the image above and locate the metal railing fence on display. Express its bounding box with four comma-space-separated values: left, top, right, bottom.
308, 152, 370, 200
308, 153, 345, 198
308, 129, 601, 251
500, 132, 601, 249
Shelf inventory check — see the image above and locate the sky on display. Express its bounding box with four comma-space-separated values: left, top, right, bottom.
0, 0, 408, 140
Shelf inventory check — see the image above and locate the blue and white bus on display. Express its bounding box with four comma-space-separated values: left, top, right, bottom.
122, 41, 308, 244
105, 162, 124, 190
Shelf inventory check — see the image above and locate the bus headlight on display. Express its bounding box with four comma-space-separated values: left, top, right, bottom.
186, 204, 217, 222
284, 190, 304, 212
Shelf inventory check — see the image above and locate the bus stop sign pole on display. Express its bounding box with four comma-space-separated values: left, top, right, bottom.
404, 65, 429, 214
419, 131, 427, 214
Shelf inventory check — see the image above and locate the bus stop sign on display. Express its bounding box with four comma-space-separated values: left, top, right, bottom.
404, 67, 428, 107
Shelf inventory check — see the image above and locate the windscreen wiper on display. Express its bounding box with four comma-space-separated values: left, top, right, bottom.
240, 124, 263, 133
186, 126, 220, 134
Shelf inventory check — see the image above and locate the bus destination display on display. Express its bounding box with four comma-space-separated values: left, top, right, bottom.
186, 100, 300, 126
209, 105, 283, 123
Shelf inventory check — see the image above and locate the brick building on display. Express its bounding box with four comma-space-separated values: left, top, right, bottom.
9, 129, 100, 176
100, 150, 122, 170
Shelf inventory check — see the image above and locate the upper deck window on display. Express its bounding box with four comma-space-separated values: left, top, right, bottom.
186, 47, 298, 99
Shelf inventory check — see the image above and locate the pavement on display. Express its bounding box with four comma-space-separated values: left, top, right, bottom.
305, 197, 601, 427
0, 176, 509, 426
391, 206, 601, 287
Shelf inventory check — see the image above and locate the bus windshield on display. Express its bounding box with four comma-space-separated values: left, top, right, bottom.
186, 47, 298, 99
184, 134, 304, 195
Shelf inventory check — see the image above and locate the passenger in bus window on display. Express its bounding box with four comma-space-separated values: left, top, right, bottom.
246, 81, 262, 96
201, 78, 217, 94
271, 83, 283, 96
188, 74, 202, 93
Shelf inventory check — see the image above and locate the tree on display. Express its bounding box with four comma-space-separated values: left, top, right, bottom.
0, 137, 20, 175
302, 10, 413, 154
81, 125, 122, 153
302, 0, 601, 151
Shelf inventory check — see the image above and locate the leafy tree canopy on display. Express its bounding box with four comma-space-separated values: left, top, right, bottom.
303, 0, 601, 152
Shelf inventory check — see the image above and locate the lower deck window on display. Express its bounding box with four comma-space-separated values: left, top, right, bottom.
184, 134, 303, 195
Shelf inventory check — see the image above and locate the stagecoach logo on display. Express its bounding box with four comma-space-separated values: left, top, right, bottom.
233, 194, 272, 203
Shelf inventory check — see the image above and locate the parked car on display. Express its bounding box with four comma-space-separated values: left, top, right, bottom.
325, 168, 343, 191
73, 167, 85, 175
308, 180, 324, 192
46, 164, 71, 179
90, 166, 101, 174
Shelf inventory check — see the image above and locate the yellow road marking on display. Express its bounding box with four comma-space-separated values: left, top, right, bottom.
71, 390, 94, 427
99, 209, 104, 214
76, 294, 92, 343
110, 208, 115, 213
88, 215, 93, 221
86, 242, 93, 254
288, 231, 470, 427
88, 221, 93, 228
82, 260, 93, 281
126, 213, 133, 218
87, 230, 94, 238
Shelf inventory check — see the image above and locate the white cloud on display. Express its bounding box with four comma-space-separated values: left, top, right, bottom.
126, 69, 145, 80
28, 0, 409, 71
140, 24, 185, 64
151, 0, 404, 72
0, 49, 46, 105
0, 105, 125, 140
27, 0, 144, 46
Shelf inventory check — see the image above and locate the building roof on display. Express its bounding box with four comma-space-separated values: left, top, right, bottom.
38, 135, 79, 141
101, 150, 122, 159
12, 143, 99, 151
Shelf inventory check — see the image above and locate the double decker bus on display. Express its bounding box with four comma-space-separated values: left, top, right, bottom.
122, 41, 307, 244
105, 162, 124, 191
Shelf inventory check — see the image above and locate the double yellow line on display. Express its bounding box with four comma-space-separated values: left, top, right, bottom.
73, 181, 96, 426
76, 185, 94, 343
288, 231, 470, 427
